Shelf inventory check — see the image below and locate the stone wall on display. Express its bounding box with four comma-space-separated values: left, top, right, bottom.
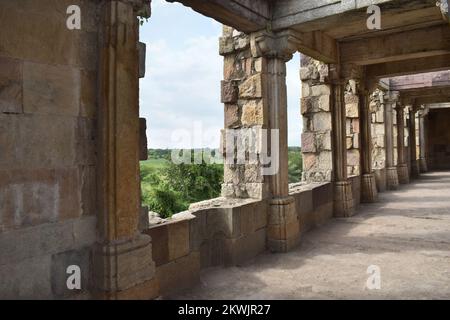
345, 82, 360, 177
0, 0, 99, 299
289, 182, 333, 234
370, 90, 386, 170
219, 27, 269, 199
300, 55, 333, 183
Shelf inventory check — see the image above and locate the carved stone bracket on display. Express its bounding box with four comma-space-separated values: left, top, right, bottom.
250, 30, 301, 62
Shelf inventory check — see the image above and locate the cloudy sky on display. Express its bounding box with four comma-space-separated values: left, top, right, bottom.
139, 0, 302, 149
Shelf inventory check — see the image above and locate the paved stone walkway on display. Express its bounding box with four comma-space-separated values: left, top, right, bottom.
172, 171, 450, 299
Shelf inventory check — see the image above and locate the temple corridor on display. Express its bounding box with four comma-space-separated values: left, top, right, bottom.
172, 171, 450, 300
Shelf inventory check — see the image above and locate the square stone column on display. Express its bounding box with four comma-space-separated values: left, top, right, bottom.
396, 104, 410, 184
384, 91, 400, 190
359, 87, 378, 203
369, 89, 387, 192
250, 30, 301, 252
418, 109, 429, 172
409, 107, 420, 178
220, 29, 301, 252
300, 56, 333, 183
330, 65, 354, 217
95, 0, 157, 299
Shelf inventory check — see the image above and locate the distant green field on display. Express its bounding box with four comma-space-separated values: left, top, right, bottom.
140, 158, 169, 171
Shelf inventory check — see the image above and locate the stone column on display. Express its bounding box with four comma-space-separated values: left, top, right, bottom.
219, 27, 270, 199
369, 89, 387, 192
359, 87, 378, 202
94, 0, 157, 299
300, 57, 333, 183
409, 107, 420, 178
330, 65, 354, 217
418, 109, 429, 172
384, 91, 400, 189
396, 104, 410, 184
251, 31, 301, 252
220, 29, 300, 252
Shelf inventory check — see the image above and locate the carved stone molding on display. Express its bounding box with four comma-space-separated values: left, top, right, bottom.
250, 30, 301, 61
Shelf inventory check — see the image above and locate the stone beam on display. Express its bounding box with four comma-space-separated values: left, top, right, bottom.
271, 0, 434, 32
295, 30, 338, 64
388, 71, 450, 91
366, 54, 450, 79
340, 24, 450, 65
167, 0, 269, 33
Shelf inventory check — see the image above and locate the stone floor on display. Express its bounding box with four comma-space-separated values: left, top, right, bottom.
171, 171, 450, 300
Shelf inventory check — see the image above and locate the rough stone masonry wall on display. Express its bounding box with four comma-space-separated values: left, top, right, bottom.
370, 90, 386, 170
370, 89, 387, 191
219, 27, 269, 199
300, 55, 333, 183
0, 1, 99, 299
345, 82, 360, 177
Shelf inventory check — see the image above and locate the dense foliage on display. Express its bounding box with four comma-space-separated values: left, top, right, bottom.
141, 148, 302, 218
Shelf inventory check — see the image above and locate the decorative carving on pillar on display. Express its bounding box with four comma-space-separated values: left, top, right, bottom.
94, 0, 157, 299
396, 104, 410, 184
384, 91, 400, 190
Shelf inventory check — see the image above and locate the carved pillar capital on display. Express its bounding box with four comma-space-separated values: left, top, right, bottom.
384, 90, 400, 104
250, 30, 300, 62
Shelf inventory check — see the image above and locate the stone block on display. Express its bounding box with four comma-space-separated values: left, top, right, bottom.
0, 216, 96, 266
353, 133, 360, 149
0, 56, 22, 114
0, 114, 81, 169
224, 104, 241, 129
167, 219, 190, 261
23, 61, 80, 116
221, 80, 239, 103
145, 224, 169, 267
311, 84, 330, 96
219, 37, 234, 55
352, 119, 360, 133
301, 132, 316, 153
239, 74, 262, 99
346, 102, 359, 118
241, 99, 264, 125
318, 94, 330, 111
312, 112, 332, 131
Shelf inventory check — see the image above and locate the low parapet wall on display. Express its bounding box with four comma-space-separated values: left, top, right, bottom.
145, 182, 335, 297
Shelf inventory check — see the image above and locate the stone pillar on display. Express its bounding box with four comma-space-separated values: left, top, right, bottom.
369, 89, 387, 192
359, 88, 378, 202
409, 107, 420, 178
220, 29, 300, 252
300, 57, 333, 183
219, 27, 270, 199
95, 0, 157, 299
251, 31, 301, 252
396, 104, 410, 184
418, 109, 429, 172
384, 91, 399, 190
330, 65, 354, 217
